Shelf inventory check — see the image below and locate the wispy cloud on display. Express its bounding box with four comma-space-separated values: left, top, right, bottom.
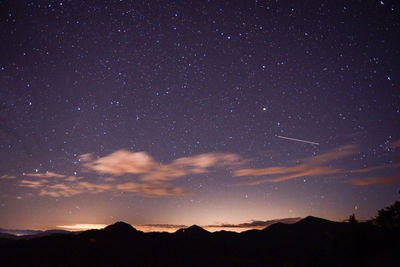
387, 139, 400, 149
39, 183, 89, 197
19, 179, 48, 189
115, 182, 190, 196
235, 145, 356, 185
20, 179, 189, 198
349, 163, 400, 185
81, 150, 243, 182
350, 163, 400, 174
25, 171, 66, 178
81, 150, 157, 176
352, 175, 400, 185
16, 150, 242, 197
14, 144, 399, 197
243, 166, 341, 185
0, 174, 16, 179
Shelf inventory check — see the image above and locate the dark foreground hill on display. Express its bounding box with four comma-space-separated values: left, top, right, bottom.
0, 218, 399, 267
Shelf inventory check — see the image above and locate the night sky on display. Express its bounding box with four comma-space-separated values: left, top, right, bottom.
1, 0, 399, 232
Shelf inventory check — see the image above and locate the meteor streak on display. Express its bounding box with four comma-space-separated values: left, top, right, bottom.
276, 135, 319, 145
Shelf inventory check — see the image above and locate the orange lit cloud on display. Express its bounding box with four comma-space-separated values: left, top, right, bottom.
352, 175, 400, 185
303, 145, 356, 165
81, 150, 243, 182
19, 179, 49, 188
25, 171, 66, 178
235, 145, 356, 185
20, 178, 189, 198
64, 176, 83, 182
22, 172, 83, 183
243, 166, 342, 185
17, 145, 396, 197
115, 182, 190, 196
39, 183, 88, 197
387, 140, 400, 149
17, 150, 234, 197
38, 182, 121, 198
349, 163, 400, 185
235, 165, 306, 177
350, 163, 400, 174
173, 153, 242, 170
82, 150, 157, 175
0, 174, 16, 179
140, 165, 187, 182
53, 150, 242, 197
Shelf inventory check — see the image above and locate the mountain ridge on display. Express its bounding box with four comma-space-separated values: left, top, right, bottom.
0, 215, 398, 266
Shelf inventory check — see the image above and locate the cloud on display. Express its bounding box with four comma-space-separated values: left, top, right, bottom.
0, 174, 16, 179
19, 179, 49, 188
81, 150, 243, 182
352, 175, 400, 185
350, 163, 400, 174
25, 171, 66, 178
235, 145, 356, 185
115, 182, 190, 196
34, 149, 242, 198
65, 176, 82, 182
173, 153, 242, 170
102, 177, 116, 182
38, 182, 114, 198
39, 184, 84, 197
81, 150, 157, 176
387, 139, 400, 149
349, 163, 400, 185
235, 165, 306, 177
19, 178, 189, 198
78, 182, 114, 194
243, 166, 341, 185
140, 165, 187, 182
303, 145, 356, 165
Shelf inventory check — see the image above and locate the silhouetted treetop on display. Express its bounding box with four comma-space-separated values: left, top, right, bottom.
374, 190, 400, 229
348, 214, 358, 225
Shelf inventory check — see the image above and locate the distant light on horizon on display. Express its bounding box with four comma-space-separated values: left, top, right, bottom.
57, 224, 108, 231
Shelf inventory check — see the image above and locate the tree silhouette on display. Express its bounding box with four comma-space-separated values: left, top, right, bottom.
348, 214, 358, 225
374, 190, 400, 229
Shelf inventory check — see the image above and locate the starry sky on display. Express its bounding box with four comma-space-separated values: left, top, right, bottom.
0, 0, 399, 232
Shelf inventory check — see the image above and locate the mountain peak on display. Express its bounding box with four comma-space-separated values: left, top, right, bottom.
187, 224, 208, 232
295, 216, 337, 227
176, 225, 209, 235
104, 221, 137, 232
299, 216, 329, 223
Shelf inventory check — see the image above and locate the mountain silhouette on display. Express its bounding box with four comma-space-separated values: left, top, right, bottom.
103, 221, 139, 233
0, 216, 398, 266
0, 228, 77, 240
176, 224, 210, 236
296, 215, 338, 226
